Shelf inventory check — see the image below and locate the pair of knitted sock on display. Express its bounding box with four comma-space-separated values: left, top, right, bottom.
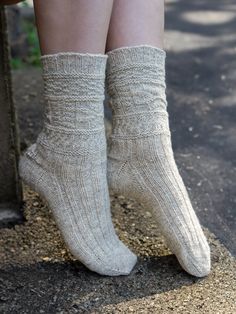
19, 46, 210, 277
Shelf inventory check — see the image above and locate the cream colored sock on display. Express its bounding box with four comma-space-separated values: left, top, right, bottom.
106, 46, 210, 277
19, 52, 137, 276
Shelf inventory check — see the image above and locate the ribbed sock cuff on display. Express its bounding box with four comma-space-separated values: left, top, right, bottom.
41, 52, 108, 77
106, 45, 166, 72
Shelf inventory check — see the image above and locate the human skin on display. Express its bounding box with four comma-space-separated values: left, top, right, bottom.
106, 0, 164, 51
33, 0, 114, 55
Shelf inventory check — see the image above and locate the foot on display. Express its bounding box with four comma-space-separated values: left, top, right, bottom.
19, 139, 137, 276
108, 131, 210, 277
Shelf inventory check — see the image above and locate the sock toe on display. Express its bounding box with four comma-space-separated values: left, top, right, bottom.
178, 244, 211, 277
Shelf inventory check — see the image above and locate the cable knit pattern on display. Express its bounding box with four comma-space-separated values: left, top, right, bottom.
19, 52, 137, 276
106, 46, 211, 277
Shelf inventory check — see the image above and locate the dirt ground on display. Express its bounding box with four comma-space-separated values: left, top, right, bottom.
0, 0, 236, 313
0, 187, 236, 313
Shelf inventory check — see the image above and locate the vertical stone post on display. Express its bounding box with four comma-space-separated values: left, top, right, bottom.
0, 6, 23, 226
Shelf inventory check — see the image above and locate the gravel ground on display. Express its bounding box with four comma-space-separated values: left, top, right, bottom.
0, 187, 235, 313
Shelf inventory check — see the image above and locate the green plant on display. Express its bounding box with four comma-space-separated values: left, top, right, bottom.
21, 1, 29, 8
23, 20, 40, 67
10, 57, 24, 69
11, 17, 40, 69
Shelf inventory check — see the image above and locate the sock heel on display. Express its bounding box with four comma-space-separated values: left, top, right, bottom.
108, 158, 135, 198
19, 145, 47, 197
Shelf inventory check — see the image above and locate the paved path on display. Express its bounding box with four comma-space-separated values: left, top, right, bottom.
164, 0, 236, 256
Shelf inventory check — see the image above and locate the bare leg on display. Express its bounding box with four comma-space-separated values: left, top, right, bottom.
106, 0, 164, 51
33, 0, 114, 54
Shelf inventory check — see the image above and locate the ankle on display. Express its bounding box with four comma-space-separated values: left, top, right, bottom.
111, 110, 170, 140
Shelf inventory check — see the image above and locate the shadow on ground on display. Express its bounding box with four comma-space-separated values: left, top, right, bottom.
0, 257, 198, 313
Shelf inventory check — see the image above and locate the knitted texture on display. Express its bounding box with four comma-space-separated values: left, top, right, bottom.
106, 46, 211, 277
19, 52, 137, 276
